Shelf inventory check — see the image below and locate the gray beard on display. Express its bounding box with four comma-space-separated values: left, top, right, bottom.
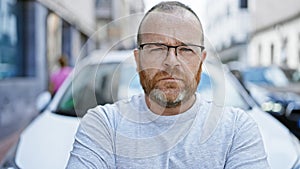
149, 89, 187, 108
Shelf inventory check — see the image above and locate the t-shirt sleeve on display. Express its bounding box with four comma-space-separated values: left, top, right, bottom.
66, 106, 116, 169
224, 109, 271, 169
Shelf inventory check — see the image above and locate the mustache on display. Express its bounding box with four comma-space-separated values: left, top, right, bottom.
139, 68, 184, 95
151, 68, 184, 81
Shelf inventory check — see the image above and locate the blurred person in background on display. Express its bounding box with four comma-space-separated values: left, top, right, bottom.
49, 54, 72, 95
66, 1, 270, 168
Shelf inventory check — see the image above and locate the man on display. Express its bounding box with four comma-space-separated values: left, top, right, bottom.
66, 1, 270, 168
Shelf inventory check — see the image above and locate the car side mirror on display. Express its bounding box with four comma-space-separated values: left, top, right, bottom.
36, 91, 51, 112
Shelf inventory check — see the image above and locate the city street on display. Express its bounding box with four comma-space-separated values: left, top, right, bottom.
1, 0, 300, 168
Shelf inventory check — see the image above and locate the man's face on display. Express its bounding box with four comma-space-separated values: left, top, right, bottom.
134, 11, 206, 108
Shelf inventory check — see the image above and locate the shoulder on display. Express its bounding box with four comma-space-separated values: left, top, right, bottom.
226, 107, 257, 127
199, 101, 258, 142
81, 94, 144, 128
196, 94, 254, 125
219, 106, 257, 132
82, 103, 117, 124
217, 106, 262, 145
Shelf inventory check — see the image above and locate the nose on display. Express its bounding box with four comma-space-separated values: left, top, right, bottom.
163, 48, 180, 68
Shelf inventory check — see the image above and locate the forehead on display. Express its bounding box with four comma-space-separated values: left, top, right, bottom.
139, 11, 203, 44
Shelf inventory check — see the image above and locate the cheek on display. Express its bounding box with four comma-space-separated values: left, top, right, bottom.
141, 68, 159, 79
139, 58, 161, 70
183, 62, 201, 78
139, 69, 158, 88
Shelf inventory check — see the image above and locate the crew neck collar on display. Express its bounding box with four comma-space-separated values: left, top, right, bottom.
137, 93, 204, 124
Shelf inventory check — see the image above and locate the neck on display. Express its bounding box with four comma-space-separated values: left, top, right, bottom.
145, 94, 196, 116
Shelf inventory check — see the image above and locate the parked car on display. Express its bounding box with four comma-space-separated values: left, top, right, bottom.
242, 66, 300, 95
231, 65, 300, 138
2, 51, 300, 169
282, 68, 300, 83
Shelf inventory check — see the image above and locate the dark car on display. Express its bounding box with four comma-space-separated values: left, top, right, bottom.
231, 65, 300, 138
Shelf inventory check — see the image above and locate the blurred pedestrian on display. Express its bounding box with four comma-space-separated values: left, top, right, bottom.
50, 54, 72, 95
66, 1, 270, 168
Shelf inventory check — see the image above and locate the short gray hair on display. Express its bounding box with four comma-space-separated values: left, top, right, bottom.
137, 1, 204, 45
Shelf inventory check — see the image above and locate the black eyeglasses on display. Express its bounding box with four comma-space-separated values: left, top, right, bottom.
139, 43, 205, 59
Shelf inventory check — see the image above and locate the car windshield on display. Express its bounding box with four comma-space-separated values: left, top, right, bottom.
54, 62, 250, 117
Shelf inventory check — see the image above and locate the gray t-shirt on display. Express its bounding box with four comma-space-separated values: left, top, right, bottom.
66, 93, 270, 169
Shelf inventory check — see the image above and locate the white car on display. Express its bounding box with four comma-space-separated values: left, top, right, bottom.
2, 50, 300, 169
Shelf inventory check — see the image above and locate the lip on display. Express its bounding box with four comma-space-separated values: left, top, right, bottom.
159, 77, 182, 82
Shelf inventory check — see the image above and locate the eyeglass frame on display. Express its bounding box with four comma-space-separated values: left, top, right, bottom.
138, 43, 205, 57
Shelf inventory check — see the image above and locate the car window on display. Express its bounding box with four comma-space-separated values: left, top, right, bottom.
198, 72, 250, 110
118, 64, 143, 100
243, 68, 269, 85
265, 66, 289, 87
243, 67, 289, 87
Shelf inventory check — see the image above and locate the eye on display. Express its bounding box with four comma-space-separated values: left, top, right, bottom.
145, 44, 166, 52
151, 47, 165, 51
179, 46, 194, 53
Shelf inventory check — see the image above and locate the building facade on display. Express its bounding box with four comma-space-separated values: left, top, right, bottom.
200, 0, 300, 69
95, 0, 144, 50
202, 0, 250, 63
248, 0, 300, 69
0, 0, 96, 136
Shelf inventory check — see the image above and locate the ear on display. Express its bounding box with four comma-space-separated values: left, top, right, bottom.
201, 50, 207, 62
134, 49, 140, 72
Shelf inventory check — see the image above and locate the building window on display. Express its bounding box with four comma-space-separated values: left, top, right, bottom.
47, 13, 62, 74
96, 0, 110, 8
95, 0, 111, 19
270, 44, 274, 64
0, 0, 25, 79
240, 0, 248, 9
298, 33, 300, 66
281, 37, 288, 66
258, 44, 262, 65
226, 5, 230, 16
80, 33, 88, 58
298, 50, 300, 66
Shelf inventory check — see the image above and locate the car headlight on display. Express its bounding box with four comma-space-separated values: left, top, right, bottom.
1, 139, 20, 169
261, 101, 284, 115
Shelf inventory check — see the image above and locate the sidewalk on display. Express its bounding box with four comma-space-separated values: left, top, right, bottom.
0, 111, 38, 165
0, 130, 21, 165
